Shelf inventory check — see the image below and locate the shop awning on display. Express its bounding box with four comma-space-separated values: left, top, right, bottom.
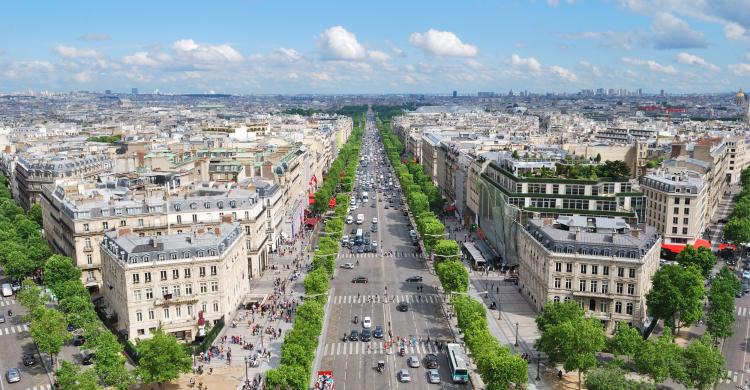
305, 218, 319, 226
661, 238, 711, 254
463, 242, 487, 266
444, 204, 456, 212
474, 239, 499, 263
719, 243, 736, 251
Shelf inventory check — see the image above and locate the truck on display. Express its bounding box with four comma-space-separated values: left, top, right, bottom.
356, 213, 364, 224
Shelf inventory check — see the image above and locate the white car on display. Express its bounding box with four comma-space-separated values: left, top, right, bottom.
363, 316, 372, 328
372, 217, 378, 224
346, 215, 354, 224
341, 262, 355, 269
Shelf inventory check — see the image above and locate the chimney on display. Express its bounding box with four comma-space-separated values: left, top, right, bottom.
220, 214, 233, 224
117, 227, 132, 238
215, 227, 222, 236
150, 238, 158, 248
631, 229, 641, 238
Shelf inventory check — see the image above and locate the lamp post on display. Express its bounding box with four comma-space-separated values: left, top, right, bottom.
515, 322, 519, 347
244, 356, 250, 386
536, 352, 541, 381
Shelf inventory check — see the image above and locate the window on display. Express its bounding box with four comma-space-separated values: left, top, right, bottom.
579, 280, 586, 292
618, 267, 625, 277
120, 220, 127, 227
580, 264, 587, 274
136, 311, 143, 322
187, 305, 193, 316
629, 268, 636, 278
138, 218, 144, 227
173, 285, 180, 297
553, 296, 560, 302
616, 283, 624, 294
600, 302, 608, 313
102, 222, 108, 230
160, 270, 167, 281
199, 267, 206, 277
564, 297, 571, 302
565, 184, 585, 195
674, 198, 680, 205
84, 238, 92, 249
673, 207, 679, 214
603, 266, 609, 276
615, 301, 622, 313
176, 215, 182, 224
86, 254, 92, 265
673, 217, 678, 224
161, 286, 169, 296
683, 218, 689, 224
590, 280, 598, 293
555, 262, 562, 272
565, 279, 572, 290
144, 272, 151, 283
566, 263, 573, 273
682, 227, 688, 234
133, 290, 142, 301
145, 288, 153, 299
210, 266, 217, 276
213, 302, 219, 312
192, 214, 198, 223
185, 284, 193, 295
552, 184, 559, 194
132, 274, 140, 284
202, 302, 207, 313
672, 227, 678, 234
628, 284, 635, 295
170, 269, 178, 280
163, 308, 170, 319
684, 198, 690, 205
601, 281, 609, 294
200, 283, 207, 293
626, 303, 634, 315
684, 207, 690, 215
554, 278, 561, 288
148, 309, 155, 320
591, 265, 598, 275
211, 281, 219, 292
175, 306, 181, 318
83, 223, 89, 232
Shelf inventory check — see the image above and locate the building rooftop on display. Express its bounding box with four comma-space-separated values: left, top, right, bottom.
641, 170, 704, 194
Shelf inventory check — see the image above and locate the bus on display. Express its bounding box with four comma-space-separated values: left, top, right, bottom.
446, 343, 469, 383
355, 229, 364, 245
362, 192, 369, 203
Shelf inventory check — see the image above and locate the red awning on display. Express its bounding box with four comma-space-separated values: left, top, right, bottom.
308, 197, 315, 205
719, 243, 737, 251
444, 205, 456, 212
661, 238, 711, 254
305, 218, 318, 226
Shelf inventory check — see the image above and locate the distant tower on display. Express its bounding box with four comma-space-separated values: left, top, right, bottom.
735, 89, 746, 107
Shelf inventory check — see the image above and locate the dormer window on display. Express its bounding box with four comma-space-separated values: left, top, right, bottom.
204, 202, 211, 209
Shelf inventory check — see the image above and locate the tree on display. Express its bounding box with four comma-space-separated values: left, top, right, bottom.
53, 279, 90, 302
608, 322, 643, 360
17, 278, 46, 313
706, 267, 741, 340
265, 364, 309, 390
585, 365, 628, 390
535, 300, 584, 333
92, 331, 134, 390
478, 353, 528, 390
724, 217, 750, 245
55, 360, 103, 390
280, 342, 311, 371
407, 191, 429, 216
44, 255, 82, 290
594, 153, 602, 163
303, 268, 329, 299
536, 316, 606, 390
435, 260, 469, 293
30, 306, 70, 368
135, 329, 192, 388
60, 295, 98, 329
635, 333, 686, 385
434, 239, 460, 260
679, 335, 726, 390
675, 245, 716, 278
730, 197, 750, 219
597, 160, 631, 179
646, 264, 704, 334
4, 250, 36, 280
512, 150, 520, 159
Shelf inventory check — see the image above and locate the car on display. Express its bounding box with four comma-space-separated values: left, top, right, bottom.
0, 313, 4, 324
363, 316, 372, 328
346, 215, 354, 224
22, 354, 36, 366
73, 335, 86, 346
352, 276, 369, 284
397, 301, 409, 312
406, 276, 423, 283
5, 368, 20, 383
371, 224, 378, 232
407, 355, 420, 368
427, 369, 441, 384
81, 351, 96, 365
357, 246, 365, 254
361, 329, 372, 341
373, 325, 384, 338
372, 217, 378, 224
10, 281, 20, 292
349, 330, 359, 341
424, 353, 439, 369
398, 368, 411, 383
743, 271, 750, 280
341, 262, 355, 269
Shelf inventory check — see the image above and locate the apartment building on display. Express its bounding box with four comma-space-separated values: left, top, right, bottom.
100, 223, 248, 342
519, 216, 661, 332
724, 135, 750, 185
641, 170, 707, 249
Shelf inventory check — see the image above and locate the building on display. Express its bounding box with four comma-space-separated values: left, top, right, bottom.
518, 216, 661, 332
100, 222, 248, 342
641, 170, 707, 251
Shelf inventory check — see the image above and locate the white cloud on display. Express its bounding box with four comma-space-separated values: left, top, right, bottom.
73, 72, 92, 83
676, 52, 719, 71
2, 60, 55, 79
122, 51, 170, 67
507, 53, 542, 72
54, 45, 101, 59
171, 39, 243, 63
562, 31, 634, 50
273, 48, 304, 62
78, 33, 110, 42
308, 72, 332, 81
466, 59, 484, 70
725, 23, 749, 41
392, 47, 406, 57
649, 13, 707, 49
409, 29, 478, 57
729, 63, 750, 76
316, 26, 366, 60
550, 65, 578, 82
368, 50, 391, 62
622, 57, 677, 74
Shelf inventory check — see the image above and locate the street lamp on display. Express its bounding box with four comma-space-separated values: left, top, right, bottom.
536, 352, 541, 381
244, 356, 250, 386
515, 322, 519, 347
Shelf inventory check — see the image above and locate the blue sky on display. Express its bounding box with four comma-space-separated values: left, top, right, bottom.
1, 0, 749, 94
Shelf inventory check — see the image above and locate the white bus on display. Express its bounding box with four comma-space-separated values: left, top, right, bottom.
446, 343, 469, 383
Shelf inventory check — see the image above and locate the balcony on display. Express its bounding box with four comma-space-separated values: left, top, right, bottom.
83, 246, 93, 253
572, 290, 614, 299
154, 294, 199, 307
585, 310, 612, 321
84, 276, 99, 287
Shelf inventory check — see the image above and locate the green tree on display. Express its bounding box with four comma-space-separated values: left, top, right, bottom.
407, 191, 429, 216
4, 250, 36, 280
17, 278, 46, 313
646, 264, 705, 334
434, 239, 460, 260
585, 365, 628, 390
535, 300, 584, 333
679, 335, 726, 390
30, 306, 70, 368
280, 342, 311, 371
478, 352, 528, 390
706, 267, 741, 340
512, 150, 520, 159
635, 333, 686, 385
44, 255, 82, 290
675, 245, 716, 278
536, 316, 606, 390
303, 268, 329, 300
724, 217, 750, 245
608, 323, 643, 360
55, 360, 103, 390
53, 279, 90, 302
135, 329, 192, 388
597, 160, 631, 179
60, 295, 98, 329
92, 331, 134, 390
730, 197, 750, 219
265, 364, 309, 390
594, 153, 602, 163
435, 260, 469, 293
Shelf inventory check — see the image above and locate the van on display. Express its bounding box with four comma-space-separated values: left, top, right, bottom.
1, 284, 12, 297
356, 214, 364, 224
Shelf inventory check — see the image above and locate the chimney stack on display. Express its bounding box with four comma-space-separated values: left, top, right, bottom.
117, 227, 132, 238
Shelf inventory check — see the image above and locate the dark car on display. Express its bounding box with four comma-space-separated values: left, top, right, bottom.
719, 218, 729, 224
82, 352, 96, 365
373, 325, 384, 339
357, 246, 365, 254
73, 335, 86, 346
406, 276, 423, 283
352, 276, 369, 284
349, 330, 359, 341
22, 354, 36, 366
424, 353, 439, 369
361, 329, 372, 341
397, 301, 409, 312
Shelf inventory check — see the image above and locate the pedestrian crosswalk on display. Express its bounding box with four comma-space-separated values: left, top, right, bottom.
323, 340, 441, 356
718, 370, 740, 384
0, 299, 16, 306
25, 385, 52, 390
0, 324, 28, 335
736, 307, 750, 317
342, 252, 422, 259
332, 294, 441, 305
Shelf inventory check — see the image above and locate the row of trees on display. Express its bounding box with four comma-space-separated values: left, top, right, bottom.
265, 110, 365, 389
378, 110, 528, 389
723, 167, 750, 244
537, 301, 726, 390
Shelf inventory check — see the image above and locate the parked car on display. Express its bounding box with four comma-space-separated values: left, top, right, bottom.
5, 368, 20, 383
22, 354, 36, 366
406, 276, 423, 283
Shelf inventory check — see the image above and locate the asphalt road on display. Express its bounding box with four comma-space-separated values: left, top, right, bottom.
315, 112, 466, 389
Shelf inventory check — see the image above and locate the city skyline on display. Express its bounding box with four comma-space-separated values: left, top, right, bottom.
2, 0, 750, 94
